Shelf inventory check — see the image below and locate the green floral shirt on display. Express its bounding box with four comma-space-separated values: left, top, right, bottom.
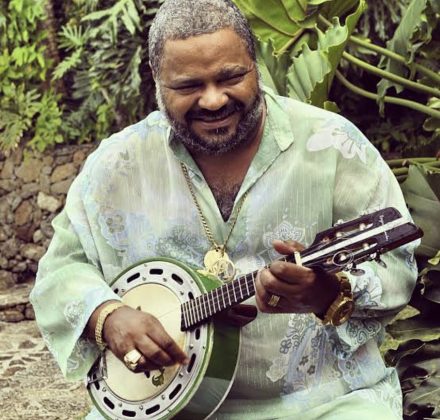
31, 87, 418, 419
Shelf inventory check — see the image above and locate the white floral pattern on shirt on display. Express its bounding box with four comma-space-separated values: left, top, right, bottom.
307, 118, 368, 163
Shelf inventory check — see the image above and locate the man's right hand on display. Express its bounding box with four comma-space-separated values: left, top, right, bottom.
88, 302, 188, 372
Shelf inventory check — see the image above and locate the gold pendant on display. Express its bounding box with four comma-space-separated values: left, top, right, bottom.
204, 247, 236, 282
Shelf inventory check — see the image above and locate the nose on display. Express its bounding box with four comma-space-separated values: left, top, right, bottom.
198, 84, 228, 111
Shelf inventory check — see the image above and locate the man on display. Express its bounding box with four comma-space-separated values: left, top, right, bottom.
30, 0, 418, 418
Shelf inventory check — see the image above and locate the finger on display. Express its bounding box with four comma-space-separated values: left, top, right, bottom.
259, 268, 301, 296
136, 335, 175, 367
148, 318, 189, 364
133, 354, 162, 373
269, 261, 314, 286
272, 239, 305, 255
254, 271, 280, 313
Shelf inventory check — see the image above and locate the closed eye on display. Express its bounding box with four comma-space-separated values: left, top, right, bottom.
220, 73, 247, 85
171, 84, 202, 94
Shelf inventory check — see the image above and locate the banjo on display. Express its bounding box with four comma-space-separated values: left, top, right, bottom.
87, 207, 422, 419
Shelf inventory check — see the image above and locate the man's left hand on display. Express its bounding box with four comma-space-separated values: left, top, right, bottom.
255, 240, 340, 315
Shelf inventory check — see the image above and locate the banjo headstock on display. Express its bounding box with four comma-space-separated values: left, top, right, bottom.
289, 207, 423, 275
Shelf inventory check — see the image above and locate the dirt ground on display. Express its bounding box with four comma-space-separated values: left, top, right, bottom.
0, 320, 91, 420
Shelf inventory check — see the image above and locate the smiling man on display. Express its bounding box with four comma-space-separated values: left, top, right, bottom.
31, 0, 418, 419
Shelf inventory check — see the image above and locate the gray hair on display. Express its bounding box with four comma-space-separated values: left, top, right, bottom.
148, 0, 256, 75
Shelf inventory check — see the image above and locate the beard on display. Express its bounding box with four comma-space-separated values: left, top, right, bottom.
156, 84, 264, 156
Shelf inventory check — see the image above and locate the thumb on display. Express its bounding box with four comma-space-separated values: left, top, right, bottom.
272, 239, 305, 255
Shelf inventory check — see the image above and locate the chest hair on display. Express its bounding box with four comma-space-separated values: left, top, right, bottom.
210, 183, 241, 222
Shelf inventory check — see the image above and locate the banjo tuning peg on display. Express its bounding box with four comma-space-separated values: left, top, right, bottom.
375, 255, 387, 268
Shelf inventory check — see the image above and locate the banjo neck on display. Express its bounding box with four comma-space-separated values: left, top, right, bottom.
180, 207, 423, 331
181, 268, 259, 330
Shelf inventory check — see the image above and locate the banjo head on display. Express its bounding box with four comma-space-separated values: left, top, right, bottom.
88, 259, 214, 419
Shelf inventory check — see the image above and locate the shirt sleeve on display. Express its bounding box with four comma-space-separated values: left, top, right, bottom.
322, 118, 419, 359
30, 158, 122, 381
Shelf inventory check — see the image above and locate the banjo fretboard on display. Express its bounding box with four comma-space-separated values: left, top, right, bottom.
180, 270, 258, 330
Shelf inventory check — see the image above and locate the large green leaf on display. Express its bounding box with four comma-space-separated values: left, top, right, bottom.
286, 0, 365, 106
386, 339, 440, 419
387, 315, 440, 342
256, 40, 291, 95
233, 0, 312, 53
235, 0, 365, 107
400, 164, 440, 258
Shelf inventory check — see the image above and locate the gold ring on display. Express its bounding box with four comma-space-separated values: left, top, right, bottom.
267, 294, 280, 308
123, 349, 142, 371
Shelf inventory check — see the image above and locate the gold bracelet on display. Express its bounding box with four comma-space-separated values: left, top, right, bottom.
94, 302, 125, 351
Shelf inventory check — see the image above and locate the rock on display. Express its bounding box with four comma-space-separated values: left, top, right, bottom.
40, 219, 54, 238
21, 183, 39, 199
39, 173, 51, 194
12, 262, 27, 273
27, 262, 38, 273
42, 155, 54, 166
20, 244, 45, 262
0, 199, 9, 224
0, 310, 25, 322
37, 192, 61, 212
11, 147, 23, 165
15, 158, 43, 183
9, 194, 22, 212
42, 165, 52, 175
73, 150, 86, 165
32, 230, 43, 243
14, 201, 33, 226
24, 304, 35, 320
0, 179, 14, 192
50, 163, 76, 182
0, 257, 7, 269
1, 238, 20, 259
0, 231, 7, 241
15, 223, 36, 242
0, 160, 14, 179
19, 339, 36, 349
0, 271, 15, 291
51, 179, 72, 195
0, 282, 32, 308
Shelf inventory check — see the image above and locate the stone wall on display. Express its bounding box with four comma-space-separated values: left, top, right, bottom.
0, 143, 96, 321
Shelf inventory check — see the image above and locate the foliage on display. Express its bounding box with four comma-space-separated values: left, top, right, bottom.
0, 0, 162, 152
0, 0, 63, 152
386, 339, 440, 419
233, 0, 366, 111
232, 0, 440, 156
53, 0, 162, 144
383, 162, 440, 419
356, 0, 412, 42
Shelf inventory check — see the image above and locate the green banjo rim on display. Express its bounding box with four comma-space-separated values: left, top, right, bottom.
90, 257, 217, 420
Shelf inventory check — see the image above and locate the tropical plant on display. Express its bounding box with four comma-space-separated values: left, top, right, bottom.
384, 161, 440, 418
0, 0, 163, 152
232, 0, 440, 155
52, 0, 163, 144
0, 0, 63, 151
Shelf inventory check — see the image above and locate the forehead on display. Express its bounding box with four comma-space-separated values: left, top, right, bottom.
160, 28, 253, 80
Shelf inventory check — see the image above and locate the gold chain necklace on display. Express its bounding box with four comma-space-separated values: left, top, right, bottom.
180, 162, 247, 282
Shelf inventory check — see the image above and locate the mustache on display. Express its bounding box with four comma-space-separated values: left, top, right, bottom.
187, 101, 244, 122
